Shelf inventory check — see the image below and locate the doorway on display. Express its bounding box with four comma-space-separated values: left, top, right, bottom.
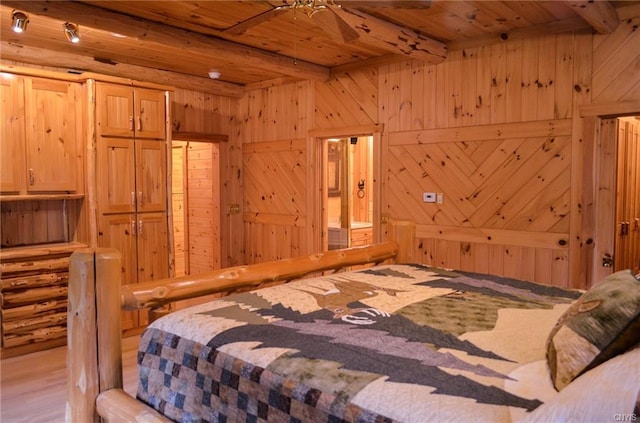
171, 140, 221, 277
613, 117, 640, 271
325, 135, 374, 251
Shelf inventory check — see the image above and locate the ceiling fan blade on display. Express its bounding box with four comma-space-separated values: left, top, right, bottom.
224, 6, 290, 36
333, 1, 431, 9
311, 8, 359, 43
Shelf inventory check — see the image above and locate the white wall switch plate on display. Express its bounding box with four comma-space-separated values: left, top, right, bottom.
423, 192, 436, 203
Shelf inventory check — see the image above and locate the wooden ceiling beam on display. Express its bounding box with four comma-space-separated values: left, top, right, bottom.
2, 1, 330, 82
0, 42, 245, 98
447, 16, 593, 51
563, 0, 620, 34
329, 5, 447, 65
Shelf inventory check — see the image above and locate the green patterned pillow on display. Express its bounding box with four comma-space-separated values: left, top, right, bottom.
546, 269, 640, 391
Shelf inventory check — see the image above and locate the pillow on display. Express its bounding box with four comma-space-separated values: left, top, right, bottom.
522, 345, 640, 422
546, 269, 640, 391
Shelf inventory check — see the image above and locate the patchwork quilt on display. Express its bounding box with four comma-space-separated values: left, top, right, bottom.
137, 264, 584, 422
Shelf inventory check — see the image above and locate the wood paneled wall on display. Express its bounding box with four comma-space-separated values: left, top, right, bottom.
377, 33, 586, 287
236, 82, 316, 262
235, 14, 640, 288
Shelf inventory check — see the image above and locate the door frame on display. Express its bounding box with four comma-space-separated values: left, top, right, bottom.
580, 102, 640, 286
308, 125, 383, 253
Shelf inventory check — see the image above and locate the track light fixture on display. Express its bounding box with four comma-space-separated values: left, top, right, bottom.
11, 10, 29, 33
63, 22, 80, 43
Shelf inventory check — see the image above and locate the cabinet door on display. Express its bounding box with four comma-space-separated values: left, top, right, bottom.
24, 78, 79, 192
97, 213, 139, 330
96, 83, 135, 138
136, 212, 169, 283
0, 74, 26, 193
136, 140, 167, 212
135, 89, 166, 139
97, 138, 136, 213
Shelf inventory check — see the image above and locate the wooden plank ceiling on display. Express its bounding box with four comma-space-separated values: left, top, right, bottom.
0, 0, 635, 97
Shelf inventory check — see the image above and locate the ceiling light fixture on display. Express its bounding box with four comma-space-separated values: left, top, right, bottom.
11, 10, 29, 33
63, 22, 80, 43
208, 70, 221, 79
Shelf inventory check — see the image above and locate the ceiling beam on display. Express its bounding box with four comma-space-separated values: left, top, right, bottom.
563, 0, 620, 34
2, 1, 331, 82
447, 16, 593, 51
329, 5, 447, 65
0, 42, 245, 98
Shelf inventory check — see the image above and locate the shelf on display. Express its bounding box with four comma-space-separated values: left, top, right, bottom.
0, 194, 85, 202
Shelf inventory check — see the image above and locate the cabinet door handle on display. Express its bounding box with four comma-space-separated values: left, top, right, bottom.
131, 220, 136, 236
137, 116, 142, 132
29, 168, 35, 185
131, 191, 136, 207
138, 220, 143, 235
129, 116, 134, 131
138, 191, 143, 207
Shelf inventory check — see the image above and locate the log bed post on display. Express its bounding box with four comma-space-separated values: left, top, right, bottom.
66, 248, 123, 422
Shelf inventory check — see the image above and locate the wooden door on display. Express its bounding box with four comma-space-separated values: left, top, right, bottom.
615, 118, 640, 271
136, 212, 169, 284
97, 213, 139, 330
0, 74, 25, 193
96, 83, 134, 138
136, 140, 167, 213
96, 138, 136, 213
24, 78, 79, 192
135, 89, 166, 139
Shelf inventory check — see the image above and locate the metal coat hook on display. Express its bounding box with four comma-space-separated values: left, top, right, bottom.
357, 179, 366, 198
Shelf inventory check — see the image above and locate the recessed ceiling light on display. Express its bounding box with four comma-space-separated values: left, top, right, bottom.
208, 71, 221, 79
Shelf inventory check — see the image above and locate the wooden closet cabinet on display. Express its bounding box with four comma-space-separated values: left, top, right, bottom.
0, 74, 82, 194
94, 81, 170, 331
96, 83, 165, 139
96, 138, 166, 214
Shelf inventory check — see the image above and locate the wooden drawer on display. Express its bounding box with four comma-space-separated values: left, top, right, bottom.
0, 242, 86, 358
350, 227, 372, 246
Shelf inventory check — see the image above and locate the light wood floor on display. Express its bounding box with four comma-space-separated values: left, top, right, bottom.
0, 336, 140, 423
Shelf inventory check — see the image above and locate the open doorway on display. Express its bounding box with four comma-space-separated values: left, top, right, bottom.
613, 117, 640, 271
171, 140, 221, 277
325, 135, 374, 251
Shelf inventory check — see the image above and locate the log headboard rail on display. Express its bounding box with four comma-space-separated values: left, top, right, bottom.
66, 220, 416, 422
122, 240, 399, 311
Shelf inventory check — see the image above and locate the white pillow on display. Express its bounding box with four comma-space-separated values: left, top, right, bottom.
519, 345, 640, 423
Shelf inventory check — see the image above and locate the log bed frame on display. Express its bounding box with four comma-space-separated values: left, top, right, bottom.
66, 220, 416, 422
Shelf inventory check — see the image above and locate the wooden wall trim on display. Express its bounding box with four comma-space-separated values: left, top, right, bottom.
243, 212, 307, 227
242, 139, 306, 153
579, 100, 640, 117
172, 132, 228, 143
309, 124, 383, 138
388, 119, 572, 145
416, 224, 568, 250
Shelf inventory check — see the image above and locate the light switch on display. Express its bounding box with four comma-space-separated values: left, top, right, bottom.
423, 192, 436, 203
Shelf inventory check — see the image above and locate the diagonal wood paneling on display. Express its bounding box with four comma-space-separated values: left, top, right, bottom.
387, 131, 572, 234
242, 139, 307, 217
314, 69, 378, 129
592, 15, 640, 103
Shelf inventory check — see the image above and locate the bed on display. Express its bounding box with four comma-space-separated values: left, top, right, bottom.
65, 221, 640, 422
